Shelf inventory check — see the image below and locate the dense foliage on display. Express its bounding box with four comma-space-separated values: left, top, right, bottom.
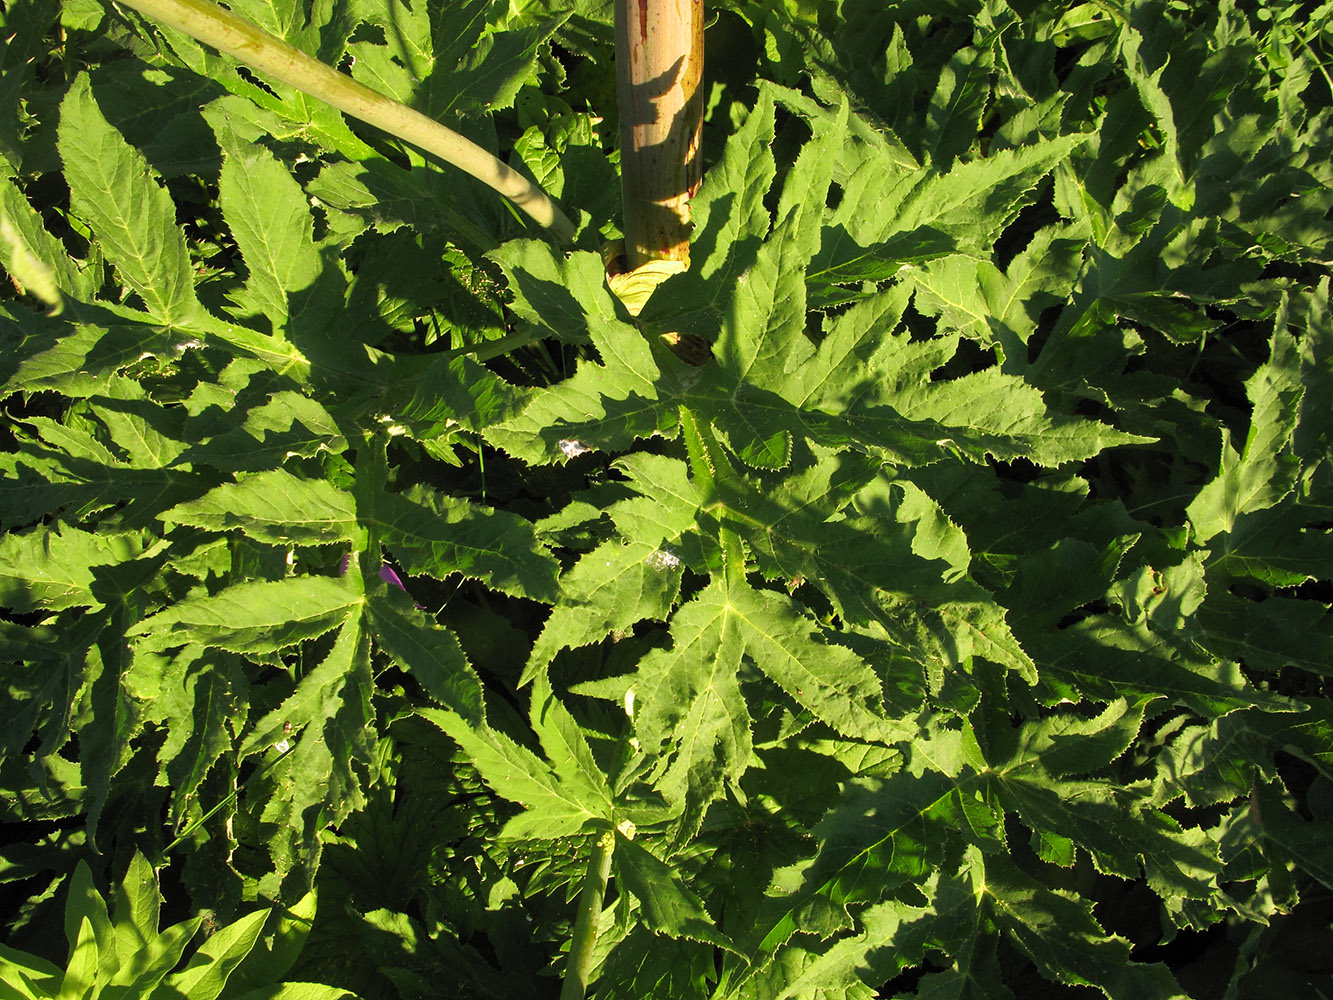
1, 0, 1331, 996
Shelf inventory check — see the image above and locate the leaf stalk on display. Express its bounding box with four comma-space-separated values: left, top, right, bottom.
115, 0, 577, 241
559, 831, 615, 1000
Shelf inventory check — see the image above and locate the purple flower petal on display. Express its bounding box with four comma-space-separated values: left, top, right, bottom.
339, 554, 409, 595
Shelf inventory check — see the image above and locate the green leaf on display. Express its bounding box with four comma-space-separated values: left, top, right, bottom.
249, 611, 375, 886
788, 284, 918, 410
491, 241, 622, 345
1026, 697, 1156, 779
1114, 24, 1192, 211
1158, 702, 1333, 810
0, 317, 163, 399
222, 893, 318, 994
148, 5, 369, 161
238, 614, 365, 759
375, 486, 559, 601
484, 245, 673, 463
107, 914, 201, 1000
527, 671, 613, 820
727, 582, 891, 742
1201, 469, 1333, 589
692, 85, 779, 265
59, 917, 98, 1000
0, 174, 93, 307
754, 760, 976, 954
418, 707, 608, 840
523, 535, 684, 683
6, 2, 1331, 996
0, 525, 146, 612
57, 75, 197, 324
613, 834, 736, 951
226, 985, 354, 1000
922, 41, 993, 171
764, 891, 938, 1000
347, 0, 564, 119
607, 453, 704, 543
989, 721, 1221, 897
110, 850, 160, 951
1033, 616, 1293, 717
836, 131, 1090, 255
161, 909, 267, 1000
806, 226, 956, 310
1195, 590, 1333, 675
854, 364, 1153, 467
364, 583, 484, 725
83, 587, 149, 844
85, 393, 188, 471
0, 0, 58, 172
985, 858, 1187, 998
1187, 317, 1304, 543
128, 576, 360, 653
700, 448, 1034, 685
164, 471, 361, 547
0, 940, 62, 996
79, 63, 223, 179
632, 584, 751, 840
908, 225, 1086, 367
594, 927, 717, 1000
305, 156, 500, 252
180, 389, 347, 472
63, 862, 113, 961
211, 108, 323, 327
713, 98, 847, 401
0, 612, 102, 773
126, 645, 246, 830
226, 0, 324, 49
1237, 781, 1333, 891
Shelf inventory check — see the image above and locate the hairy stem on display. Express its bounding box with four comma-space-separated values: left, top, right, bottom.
559, 832, 615, 1000
614, 0, 704, 267
116, 0, 576, 241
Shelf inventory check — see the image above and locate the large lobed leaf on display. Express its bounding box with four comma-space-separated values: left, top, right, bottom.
2, 0, 1331, 998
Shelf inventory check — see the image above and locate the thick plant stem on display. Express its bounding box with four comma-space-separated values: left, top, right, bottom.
559, 832, 614, 1000
614, 0, 704, 268
116, 0, 576, 242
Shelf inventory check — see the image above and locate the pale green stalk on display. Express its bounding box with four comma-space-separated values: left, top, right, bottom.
559, 831, 614, 1000
116, 0, 576, 242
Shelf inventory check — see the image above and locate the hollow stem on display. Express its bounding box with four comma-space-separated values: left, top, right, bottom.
559, 831, 615, 1000
614, 0, 704, 268
117, 0, 576, 241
